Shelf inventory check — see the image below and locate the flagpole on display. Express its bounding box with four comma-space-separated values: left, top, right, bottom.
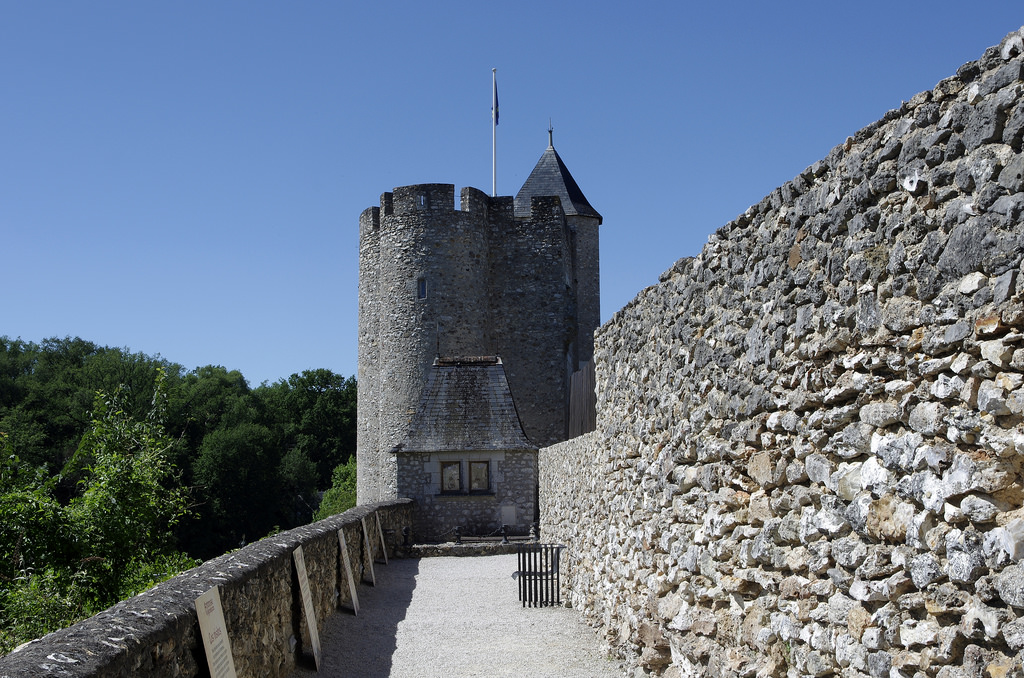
492, 68, 497, 197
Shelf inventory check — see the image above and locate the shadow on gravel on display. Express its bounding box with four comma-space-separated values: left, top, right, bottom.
290, 556, 420, 677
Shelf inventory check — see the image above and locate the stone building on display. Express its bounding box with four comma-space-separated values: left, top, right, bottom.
356, 134, 601, 540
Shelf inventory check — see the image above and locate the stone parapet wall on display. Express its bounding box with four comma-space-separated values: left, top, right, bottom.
0, 500, 413, 678
541, 28, 1024, 678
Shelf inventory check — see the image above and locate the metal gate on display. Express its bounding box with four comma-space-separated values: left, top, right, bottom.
516, 543, 564, 607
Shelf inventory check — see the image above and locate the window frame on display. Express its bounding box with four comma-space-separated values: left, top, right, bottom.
468, 460, 490, 494
440, 461, 462, 494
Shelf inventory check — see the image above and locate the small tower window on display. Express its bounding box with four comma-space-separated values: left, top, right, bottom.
417, 278, 427, 299
418, 194, 428, 209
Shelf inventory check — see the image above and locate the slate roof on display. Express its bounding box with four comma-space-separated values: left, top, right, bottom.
514, 142, 602, 223
393, 357, 536, 453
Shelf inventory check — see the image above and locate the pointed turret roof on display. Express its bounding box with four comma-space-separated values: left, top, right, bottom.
514, 130, 602, 223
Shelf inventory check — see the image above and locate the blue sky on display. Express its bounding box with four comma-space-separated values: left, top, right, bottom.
2, 2, 1021, 385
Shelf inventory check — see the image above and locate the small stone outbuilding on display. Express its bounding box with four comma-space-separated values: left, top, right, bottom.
392, 356, 538, 540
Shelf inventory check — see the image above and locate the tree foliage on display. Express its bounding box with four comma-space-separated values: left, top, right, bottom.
64, 371, 191, 601
314, 456, 357, 521
0, 370, 196, 652
0, 336, 359, 651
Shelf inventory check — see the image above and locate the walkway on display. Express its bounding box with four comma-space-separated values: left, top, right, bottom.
288, 553, 624, 678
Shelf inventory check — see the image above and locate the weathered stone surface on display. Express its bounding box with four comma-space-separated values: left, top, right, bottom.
998, 152, 1024, 191
959, 271, 989, 295
994, 563, 1024, 608
978, 379, 1012, 415
910, 552, 944, 588
981, 338, 1015, 367
0, 501, 414, 678
959, 493, 1000, 523
899, 618, 941, 647
994, 518, 1024, 560
1003, 617, 1024, 651
539, 27, 1024, 678
860, 402, 902, 428
909, 401, 948, 435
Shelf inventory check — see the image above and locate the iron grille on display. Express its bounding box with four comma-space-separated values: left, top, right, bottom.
516, 543, 564, 607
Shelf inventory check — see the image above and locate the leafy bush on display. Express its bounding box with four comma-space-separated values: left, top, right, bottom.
1, 567, 86, 654
0, 371, 195, 652
0, 337, 359, 650
314, 456, 357, 521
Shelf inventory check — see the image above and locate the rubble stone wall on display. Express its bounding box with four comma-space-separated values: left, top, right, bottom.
0, 500, 413, 678
541, 28, 1024, 678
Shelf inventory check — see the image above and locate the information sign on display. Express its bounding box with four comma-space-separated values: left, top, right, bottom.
360, 517, 377, 586
375, 512, 389, 565
194, 586, 238, 678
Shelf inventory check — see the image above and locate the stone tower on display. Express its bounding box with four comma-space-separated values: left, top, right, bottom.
515, 128, 603, 364
356, 137, 601, 537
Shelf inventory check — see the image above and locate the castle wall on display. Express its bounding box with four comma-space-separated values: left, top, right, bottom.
540, 27, 1024, 678
0, 501, 414, 678
491, 195, 577, 447
570, 214, 601, 365
357, 205, 385, 501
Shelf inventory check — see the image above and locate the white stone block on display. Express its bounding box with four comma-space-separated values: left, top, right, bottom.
959, 494, 999, 523
860, 456, 891, 491
996, 518, 1024, 561
978, 379, 1011, 416
899, 618, 940, 647
980, 339, 1014, 368
958, 271, 988, 294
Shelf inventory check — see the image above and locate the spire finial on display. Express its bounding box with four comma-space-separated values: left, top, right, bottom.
548, 119, 553, 148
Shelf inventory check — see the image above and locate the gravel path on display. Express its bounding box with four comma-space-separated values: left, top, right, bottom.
289, 554, 624, 677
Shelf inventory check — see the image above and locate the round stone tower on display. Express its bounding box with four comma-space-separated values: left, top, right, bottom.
357, 138, 602, 506
358, 184, 504, 501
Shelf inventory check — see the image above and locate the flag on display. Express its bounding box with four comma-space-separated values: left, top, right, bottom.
492, 76, 499, 126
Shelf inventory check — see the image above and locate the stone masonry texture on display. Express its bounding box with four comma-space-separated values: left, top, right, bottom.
0, 501, 413, 678
541, 27, 1024, 678
398, 450, 538, 540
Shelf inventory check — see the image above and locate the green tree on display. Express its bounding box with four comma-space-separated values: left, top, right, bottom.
0, 437, 70, 587
191, 422, 279, 556
0, 337, 181, 477
63, 370, 192, 602
257, 369, 356, 489
165, 365, 253, 451
163, 364, 256, 508
0, 334, 361, 576
0, 371, 196, 653
314, 457, 357, 521
278, 446, 319, 525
